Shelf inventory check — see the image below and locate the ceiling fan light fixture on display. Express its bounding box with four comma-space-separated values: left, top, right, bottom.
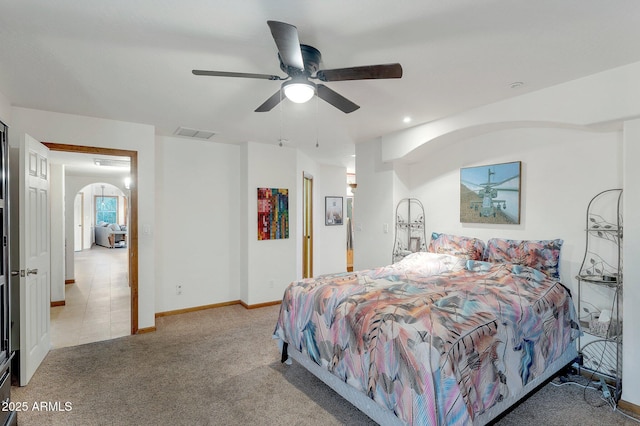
282, 79, 315, 103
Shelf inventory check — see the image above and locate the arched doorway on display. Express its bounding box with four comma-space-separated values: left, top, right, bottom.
51, 182, 131, 347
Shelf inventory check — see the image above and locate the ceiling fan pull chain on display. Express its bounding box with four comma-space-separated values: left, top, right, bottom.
315, 92, 319, 148
279, 88, 284, 147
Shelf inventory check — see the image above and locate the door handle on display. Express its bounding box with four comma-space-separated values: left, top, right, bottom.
10, 269, 38, 277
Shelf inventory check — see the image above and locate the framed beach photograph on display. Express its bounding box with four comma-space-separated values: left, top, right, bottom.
325, 196, 343, 226
460, 161, 521, 224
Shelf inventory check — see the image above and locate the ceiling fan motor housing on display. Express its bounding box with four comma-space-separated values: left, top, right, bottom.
279, 44, 321, 77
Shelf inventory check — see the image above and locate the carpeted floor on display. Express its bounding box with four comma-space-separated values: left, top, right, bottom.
11, 304, 639, 425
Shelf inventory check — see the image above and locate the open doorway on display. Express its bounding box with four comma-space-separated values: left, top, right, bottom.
51, 182, 131, 348
44, 143, 139, 339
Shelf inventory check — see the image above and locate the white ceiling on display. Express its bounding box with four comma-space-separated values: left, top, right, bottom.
48, 150, 131, 177
2, 1, 640, 172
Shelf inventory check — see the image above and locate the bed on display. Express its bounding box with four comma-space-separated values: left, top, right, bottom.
273, 234, 580, 425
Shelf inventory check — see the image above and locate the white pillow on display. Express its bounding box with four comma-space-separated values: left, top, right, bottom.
109, 223, 121, 231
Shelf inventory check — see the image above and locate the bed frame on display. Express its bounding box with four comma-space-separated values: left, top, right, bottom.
280, 340, 578, 425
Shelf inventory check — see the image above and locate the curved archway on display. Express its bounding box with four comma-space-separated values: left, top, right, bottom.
386, 120, 603, 165
74, 182, 127, 251
63, 181, 131, 345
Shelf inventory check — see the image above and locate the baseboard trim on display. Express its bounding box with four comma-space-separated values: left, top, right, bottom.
65, 279, 75, 284
155, 300, 242, 318
618, 399, 640, 418
155, 299, 282, 318
240, 300, 281, 309
51, 300, 65, 307
137, 326, 156, 334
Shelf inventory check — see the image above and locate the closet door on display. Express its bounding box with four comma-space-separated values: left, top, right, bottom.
15, 134, 51, 386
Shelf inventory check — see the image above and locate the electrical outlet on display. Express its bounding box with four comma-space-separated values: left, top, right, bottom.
176, 284, 183, 295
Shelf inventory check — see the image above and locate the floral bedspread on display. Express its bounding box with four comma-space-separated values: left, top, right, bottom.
273, 252, 579, 425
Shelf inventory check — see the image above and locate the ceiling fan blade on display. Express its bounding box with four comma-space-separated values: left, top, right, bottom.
255, 90, 283, 112
316, 84, 360, 114
316, 63, 403, 82
267, 21, 304, 71
192, 70, 283, 80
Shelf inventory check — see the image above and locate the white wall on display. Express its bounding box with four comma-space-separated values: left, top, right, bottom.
622, 118, 640, 406
154, 135, 241, 312
0, 89, 10, 125
9, 107, 157, 329
243, 142, 298, 305
353, 139, 401, 270
50, 164, 65, 303
239, 143, 249, 304
312, 163, 348, 276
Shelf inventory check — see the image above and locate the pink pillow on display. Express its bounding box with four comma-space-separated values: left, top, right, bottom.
485, 238, 563, 279
428, 232, 486, 260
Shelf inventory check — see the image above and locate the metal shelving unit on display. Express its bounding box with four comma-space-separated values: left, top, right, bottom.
0, 120, 16, 425
392, 198, 426, 263
576, 188, 623, 402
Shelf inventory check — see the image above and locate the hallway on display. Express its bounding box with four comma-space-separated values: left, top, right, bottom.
50, 245, 131, 348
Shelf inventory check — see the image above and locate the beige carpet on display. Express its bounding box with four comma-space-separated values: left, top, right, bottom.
12, 304, 639, 425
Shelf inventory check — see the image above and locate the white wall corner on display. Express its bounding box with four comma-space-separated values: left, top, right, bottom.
621, 118, 640, 406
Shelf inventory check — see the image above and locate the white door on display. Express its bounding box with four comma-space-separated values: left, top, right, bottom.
74, 193, 83, 251
18, 134, 51, 385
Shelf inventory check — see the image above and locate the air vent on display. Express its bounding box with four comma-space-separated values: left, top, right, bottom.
174, 127, 216, 140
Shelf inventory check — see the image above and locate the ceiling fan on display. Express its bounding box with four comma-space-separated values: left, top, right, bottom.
192, 20, 403, 114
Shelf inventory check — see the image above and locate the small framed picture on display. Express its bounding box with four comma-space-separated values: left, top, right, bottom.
409, 237, 421, 253
325, 196, 343, 226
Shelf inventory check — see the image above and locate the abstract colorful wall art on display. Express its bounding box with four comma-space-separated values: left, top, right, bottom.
257, 187, 289, 240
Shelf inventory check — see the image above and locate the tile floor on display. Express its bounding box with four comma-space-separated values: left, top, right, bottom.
50, 245, 131, 349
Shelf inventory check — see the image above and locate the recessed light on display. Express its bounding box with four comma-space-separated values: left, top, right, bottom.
403, 116, 412, 123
